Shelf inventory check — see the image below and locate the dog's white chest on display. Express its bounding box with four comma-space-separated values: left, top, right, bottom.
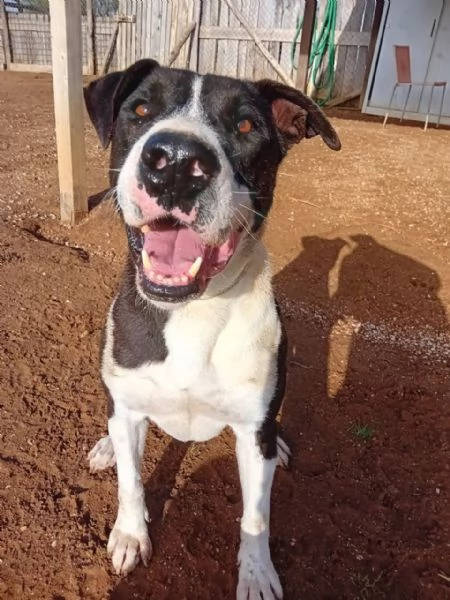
106, 359, 240, 442
103, 281, 280, 442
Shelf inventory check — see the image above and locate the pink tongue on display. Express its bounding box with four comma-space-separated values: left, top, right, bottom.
144, 227, 205, 276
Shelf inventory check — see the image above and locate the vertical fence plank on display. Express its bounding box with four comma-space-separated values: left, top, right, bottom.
131, 0, 136, 64
180, 0, 193, 68
280, 0, 303, 82
216, 0, 228, 75
255, 0, 268, 78
342, 0, 362, 97
240, 0, 253, 79
190, 0, 201, 71
355, 0, 375, 97
199, 0, 212, 74
157, 0, 165, 63
163, 0, 172, 64
169, 0, 179, 66
297, 0, 316, 91
226, 0, 239, 77
134, 0, 141, 60
248, 0, 260, 78
143, 0, 151, 59
124, 0, 131, 67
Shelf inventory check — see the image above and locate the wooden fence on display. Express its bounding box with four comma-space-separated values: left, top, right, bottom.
0, 0, 375, 103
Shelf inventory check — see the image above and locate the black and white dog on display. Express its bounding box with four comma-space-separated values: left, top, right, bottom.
84, 59, 340, 599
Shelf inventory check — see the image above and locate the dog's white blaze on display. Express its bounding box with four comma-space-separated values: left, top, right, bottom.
187, 75, 204, 119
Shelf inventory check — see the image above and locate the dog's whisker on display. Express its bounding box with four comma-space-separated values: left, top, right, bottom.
102, 186, 119, 206
235, 210, 258, 244
238, 203, 266, 221
104, 187, 122, 216
233, 191, 272, 202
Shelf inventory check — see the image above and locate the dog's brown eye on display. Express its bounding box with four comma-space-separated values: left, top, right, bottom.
135, 103, 151, 117
237, 119, 253, 134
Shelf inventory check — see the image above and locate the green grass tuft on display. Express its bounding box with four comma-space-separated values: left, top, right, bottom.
350, 424, 375, 440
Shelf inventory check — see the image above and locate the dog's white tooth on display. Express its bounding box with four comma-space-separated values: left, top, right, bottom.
187, 256, 203, 278
141, 224, 150, 234
180, 275, 188, 284
156, 274, 164, 281
173, 276, 180, 284
141, 249, 152, 269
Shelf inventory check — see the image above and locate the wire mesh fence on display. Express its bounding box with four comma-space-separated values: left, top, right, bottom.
0, 0, 120, 68
7, 13, 51, 65
82, 0, 119, 17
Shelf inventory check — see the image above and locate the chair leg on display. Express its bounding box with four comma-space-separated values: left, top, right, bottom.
383, 84, 398, 127
436, 84, 446, 128
417, 83, 426, 114
424, 85, 435, 131
401, 84, 412, 122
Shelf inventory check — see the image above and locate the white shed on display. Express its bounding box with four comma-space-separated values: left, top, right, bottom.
362, 0, 450, 126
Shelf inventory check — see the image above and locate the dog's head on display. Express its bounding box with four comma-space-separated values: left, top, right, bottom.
84, 59, 340, 305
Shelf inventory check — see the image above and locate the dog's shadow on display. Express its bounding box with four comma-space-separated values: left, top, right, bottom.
110, 234, 449, 599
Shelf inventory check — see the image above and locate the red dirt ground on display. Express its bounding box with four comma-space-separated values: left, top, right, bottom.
0, 72, 449, 600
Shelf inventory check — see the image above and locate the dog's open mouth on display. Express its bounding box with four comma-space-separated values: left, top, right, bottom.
127, 216, 240, 300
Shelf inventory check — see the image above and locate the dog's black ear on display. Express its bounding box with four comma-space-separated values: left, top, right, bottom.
255, 79, 341, 151
84, 59, 159, 148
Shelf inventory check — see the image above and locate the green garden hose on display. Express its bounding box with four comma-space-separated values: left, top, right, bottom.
291, 0, 337, 106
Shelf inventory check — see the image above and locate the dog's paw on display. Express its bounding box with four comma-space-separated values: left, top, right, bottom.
88, 435, 116, 473
237, 555, 283, 600
237, 538, 283, 600
107, 519, 152, 576
276, 435, 291, 469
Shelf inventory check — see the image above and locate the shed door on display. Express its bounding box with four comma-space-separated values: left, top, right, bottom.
367, 0, 443, 111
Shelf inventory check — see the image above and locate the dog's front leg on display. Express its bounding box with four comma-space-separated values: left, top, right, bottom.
234, 425, 283, 600
107, 410, 152, 575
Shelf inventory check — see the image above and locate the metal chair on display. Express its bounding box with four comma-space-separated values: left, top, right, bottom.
383, 45, 447, 130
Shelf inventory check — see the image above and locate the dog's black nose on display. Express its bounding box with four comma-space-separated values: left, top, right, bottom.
140, 132, 220, 204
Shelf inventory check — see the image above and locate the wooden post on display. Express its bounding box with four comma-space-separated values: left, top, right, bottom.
86, 0, 95, 75
296, 0, 317, 92
359, 0, 385, 108
49, 0, 87, 224
0, 0, 12, 67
